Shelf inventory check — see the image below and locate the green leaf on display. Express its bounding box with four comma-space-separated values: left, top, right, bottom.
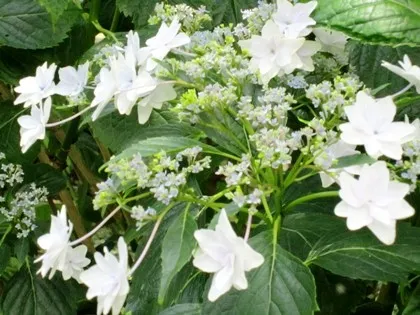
313, 0, 420, 46
0, 244, 11, 276
306, 224, 420, 282
201, 231, 317, 315
115, 136, 225, 161
14, 237, 29, 263
90, 110, 202, 154
116, 0, 158, 28
159, 208, 197, 304
38, 0, 70, 24
335, 153, 376, 169
159, 304, 202, 315
2, 265, 80, 315
22, 164, 66, 195
280, 213, 345, 260
0, 0, 81, 49
348, 42, 420, 96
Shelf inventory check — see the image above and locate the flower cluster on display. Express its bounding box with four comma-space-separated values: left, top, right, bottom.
94, 146, 211, 209
0, 153, 48, 238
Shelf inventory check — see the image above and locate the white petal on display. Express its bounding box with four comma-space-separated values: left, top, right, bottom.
193, 249, 223, 272
208, 256, 234, 302
367, 220, 396, 245
346, 206, 373, 230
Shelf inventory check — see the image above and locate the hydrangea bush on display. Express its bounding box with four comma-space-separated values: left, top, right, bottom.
1, 0, 420, 314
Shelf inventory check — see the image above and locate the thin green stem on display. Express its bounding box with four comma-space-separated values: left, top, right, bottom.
0, 225, 12, 247
283, 191, 339, 212
261, 192, 274, 224
123, 192, 152, 204
110, 6, 120, 32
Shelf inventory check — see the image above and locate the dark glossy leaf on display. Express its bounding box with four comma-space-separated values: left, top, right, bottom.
22, 164, 66, 195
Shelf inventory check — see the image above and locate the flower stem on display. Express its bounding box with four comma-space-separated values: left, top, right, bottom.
261, 192, 274, 224
46, 106, 92, 128
391, 84, 413, 98
69, 206, 121, 246
110, 6, 120, 32
283, 191, 339, 212
244, 213, 253, 241
128, 203, 174, 275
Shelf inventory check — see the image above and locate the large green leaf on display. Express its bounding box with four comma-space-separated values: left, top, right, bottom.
306, 224, 420, 282
1, 265, 81, 315
159, 304, 202, 315
201, 231, 317, 315
37, 0, 70, 24
159, 208, 197, 304
0, 0, 80, 49
280, 213, 345, 260
313, 0, 420, 46
403, 283, 420, 315
348, 42, 420, 96
90, 110, 202, 154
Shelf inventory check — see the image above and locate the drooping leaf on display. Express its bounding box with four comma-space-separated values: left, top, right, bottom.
306, 224, 420, 282
22, 163, 66, 195
313, 0, 420, 46
159, 208, 197, 304
159, 303, 202, 315
0, 0, 81, 49
2, 265, 81, 315
348, 42, 420, 96
201, 231, 318, 315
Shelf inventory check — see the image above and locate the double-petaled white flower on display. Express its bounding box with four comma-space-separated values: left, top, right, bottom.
80, 237, 129, 315
35, 206, 90, 281
339, 91, 415, 160
139, 19, 191, 71
335, 161, 415, 245
14, 62, 57, 108
193, 209, 264, 302
273, 0, 317, 38
239, 20, 305, 83
17, 97, 51, 153
382, 55, 420, 93
55, 62, 89, 97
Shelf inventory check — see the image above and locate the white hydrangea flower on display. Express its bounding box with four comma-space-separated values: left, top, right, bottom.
335, 162, 415, 245
14, 62, 57, 108
55, 62, 89, 97
91, 67, 118, 121
139, 18, 191, 71
17, 97, 51, 153
80, 237, 129, 315
382, 55, 420, 93
35, 206, 90, 281
239, 20, 305, 83
273, 0, 317, 38
313, 28, 348, 56
339, 91, 415, 160
193, 209, 264, 301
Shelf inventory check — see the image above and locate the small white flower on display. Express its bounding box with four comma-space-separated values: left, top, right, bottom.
335, 162, 415, 245
55, 62, 89, 97
339, 91, 415, 160
239, 20, 305, 83
80, 237, 129, 315
17, 97, 51, 153
193, 209, 264, 301
139, 19, 191, 71
317, 140, 361, 188
313, 28, 348, 56
382, 55, 420, 93
35, 206, 70, 278
14, 62, 57, 108
273, 0, 317, 38
61, 245, 91, 282
137, 83, 176, 124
